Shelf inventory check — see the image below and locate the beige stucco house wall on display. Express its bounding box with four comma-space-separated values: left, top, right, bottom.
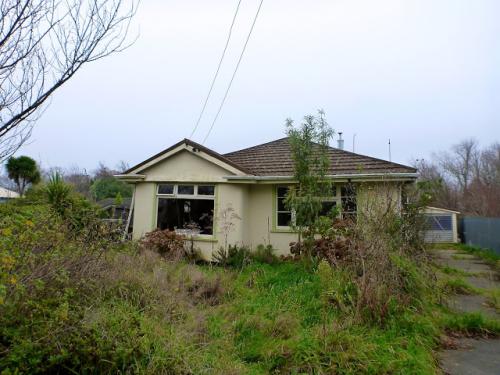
117, 138, 416, 260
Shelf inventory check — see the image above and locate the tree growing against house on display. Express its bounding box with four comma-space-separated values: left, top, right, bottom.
6, 155, 40, 196
285, 110, 335, 256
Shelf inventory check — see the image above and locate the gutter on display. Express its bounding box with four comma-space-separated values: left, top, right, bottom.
223, 173, 418, 182
114, 174, 146, 183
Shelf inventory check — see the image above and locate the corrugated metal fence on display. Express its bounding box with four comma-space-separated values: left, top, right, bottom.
459, 216, 500, 254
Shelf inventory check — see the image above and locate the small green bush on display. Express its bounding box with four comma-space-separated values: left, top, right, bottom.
213, 245, 251, 268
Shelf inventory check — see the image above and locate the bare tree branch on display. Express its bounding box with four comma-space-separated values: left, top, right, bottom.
0, 0, 138, 161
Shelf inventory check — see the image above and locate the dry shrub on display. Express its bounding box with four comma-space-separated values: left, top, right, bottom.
296, 183, 433, 324
140, 229, 185, 260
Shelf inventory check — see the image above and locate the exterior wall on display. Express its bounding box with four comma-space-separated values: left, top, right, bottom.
356, 182, 401, 217
246, 184, 299, 256
140, 150, 235, 183
132, 183, 156, 238
131, 150, 251, 260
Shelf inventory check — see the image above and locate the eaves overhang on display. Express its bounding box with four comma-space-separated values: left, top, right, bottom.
114, 174, 146, 183
223, 172, 418, 183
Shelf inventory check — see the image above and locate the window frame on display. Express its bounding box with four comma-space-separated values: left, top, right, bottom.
276, 186, 294, 229
156, 183, 216, 238
340, 184, 357, 220
274, 184, 357, 231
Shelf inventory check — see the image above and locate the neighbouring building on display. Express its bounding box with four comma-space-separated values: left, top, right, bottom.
116, 137, 418, 259
0, 186, 19, 203
423, 206, 460, 243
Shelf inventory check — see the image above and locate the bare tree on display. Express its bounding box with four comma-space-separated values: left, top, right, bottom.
64, 165, 92, 197
0, 0, 138, 161
417, 139, 500, 216
437, 139, 479, 194
115, 160, 129, 173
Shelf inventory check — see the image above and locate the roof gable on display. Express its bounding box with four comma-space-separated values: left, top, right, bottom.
223, 137, 417, 176
124, 139, 252, 176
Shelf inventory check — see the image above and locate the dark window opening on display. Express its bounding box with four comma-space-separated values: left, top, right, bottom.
158, 184, 174, 194
319, 201, 337, 218
198, 185, 215, 195
341, 184, 357, 220
178, 185, 194, 195
157, 198, 214, 235
277, 186, 292, 227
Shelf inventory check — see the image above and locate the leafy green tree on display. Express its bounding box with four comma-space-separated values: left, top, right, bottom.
91, 177, 132, 201
285, 111, 334, 256
6, 156, 41, 196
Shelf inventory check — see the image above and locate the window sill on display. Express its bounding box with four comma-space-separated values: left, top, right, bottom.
183, 236, 218, 243
271, 228, 298, 234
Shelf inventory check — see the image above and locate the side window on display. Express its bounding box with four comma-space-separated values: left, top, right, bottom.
276, 186, 292, 227
341, 184, 357, 220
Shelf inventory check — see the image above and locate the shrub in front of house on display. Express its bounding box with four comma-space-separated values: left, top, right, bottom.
140, 228, 186, 260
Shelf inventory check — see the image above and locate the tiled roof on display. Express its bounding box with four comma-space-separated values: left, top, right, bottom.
223, 137, 416, 176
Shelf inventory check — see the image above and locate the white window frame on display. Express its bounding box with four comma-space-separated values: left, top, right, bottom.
156, 183, 216, 237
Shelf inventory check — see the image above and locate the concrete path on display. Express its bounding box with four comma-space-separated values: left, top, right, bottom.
433, 248, 500, 375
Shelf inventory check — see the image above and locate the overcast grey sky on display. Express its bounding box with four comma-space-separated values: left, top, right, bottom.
16, 0, 500, 171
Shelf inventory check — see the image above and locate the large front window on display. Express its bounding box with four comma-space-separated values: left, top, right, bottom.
156, 184, 215, 235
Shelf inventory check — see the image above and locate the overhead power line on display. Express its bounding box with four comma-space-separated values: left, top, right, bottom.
202, 0, 264, 145
189, 0, 243, 140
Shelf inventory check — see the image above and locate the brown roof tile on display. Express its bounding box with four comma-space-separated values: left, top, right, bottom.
223, 137, 416, 176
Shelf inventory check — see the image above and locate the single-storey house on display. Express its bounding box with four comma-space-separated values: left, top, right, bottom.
116, 137, 418, 259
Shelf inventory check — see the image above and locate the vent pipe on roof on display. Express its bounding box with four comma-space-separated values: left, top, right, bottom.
337, 132, 344, 150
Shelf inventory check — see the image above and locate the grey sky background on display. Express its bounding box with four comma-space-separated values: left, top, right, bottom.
16, 0, 500, 171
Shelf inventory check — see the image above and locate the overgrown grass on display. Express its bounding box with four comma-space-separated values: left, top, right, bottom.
435, 263, 475, 277
442, 277, 479, 295
2, 197, 500, 374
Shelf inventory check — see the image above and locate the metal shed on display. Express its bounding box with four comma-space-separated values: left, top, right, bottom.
423, 206, 460, 243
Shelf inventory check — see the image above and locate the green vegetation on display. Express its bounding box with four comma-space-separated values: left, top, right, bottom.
442, 277, 478, 295
5, 155, 41, 196
284, 111, 335, 256
436, 264, 475, 277
431, 243, 500, 271
1, 181, 499, 373
91, 176, 133, 201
